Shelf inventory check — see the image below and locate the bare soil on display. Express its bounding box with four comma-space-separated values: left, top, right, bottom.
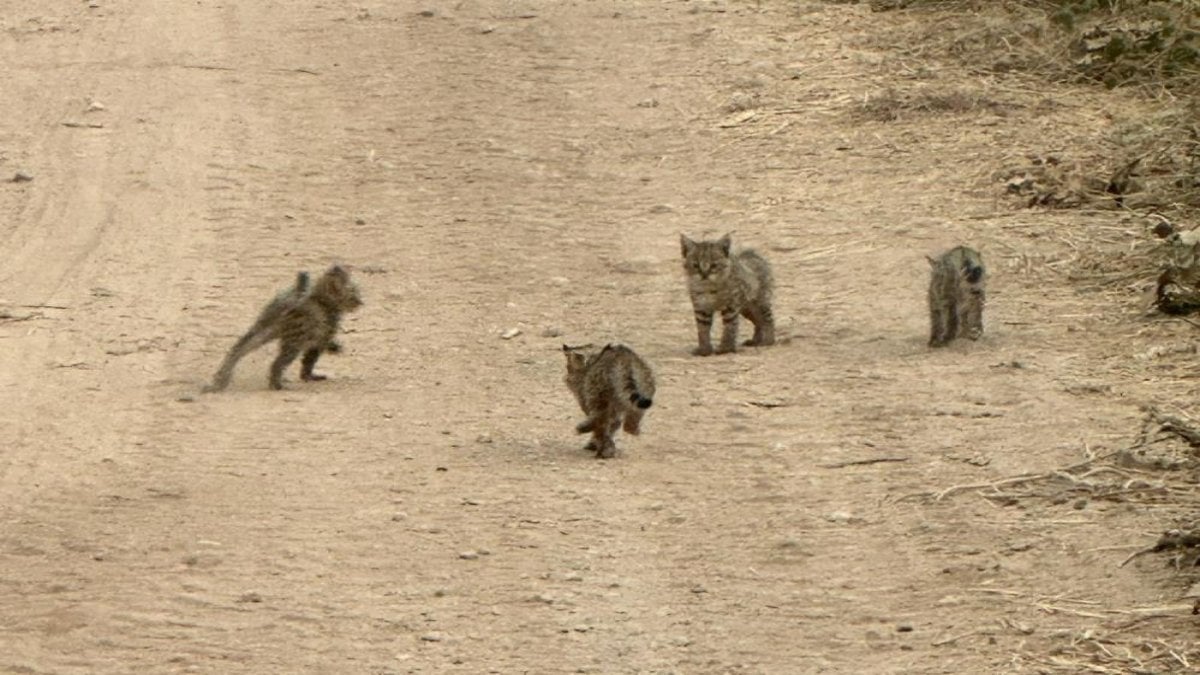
2, 1, 1197, 673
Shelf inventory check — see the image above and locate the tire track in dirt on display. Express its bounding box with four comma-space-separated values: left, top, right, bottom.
1, 1, 1180, 673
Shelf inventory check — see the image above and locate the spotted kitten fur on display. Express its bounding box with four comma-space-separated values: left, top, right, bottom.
563, 343, 656, 459
681, 233, 775, 356
927, 246, 985, 347
205, 265, 363, 392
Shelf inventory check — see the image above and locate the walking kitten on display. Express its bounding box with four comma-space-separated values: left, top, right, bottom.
927, 246, 985, 347
681, 233, 775, 356
562, 343, 656, 459
205, 265, 363, 392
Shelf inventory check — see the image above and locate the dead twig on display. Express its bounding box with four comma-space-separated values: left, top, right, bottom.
0, 311, 42, 323
909, 447, 1126, 502
1120, 529, 1200, 567
821, 457, 909, 469
182, 64, 236, 72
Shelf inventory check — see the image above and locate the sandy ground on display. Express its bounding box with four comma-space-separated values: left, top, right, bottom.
2, 1, 1197, 673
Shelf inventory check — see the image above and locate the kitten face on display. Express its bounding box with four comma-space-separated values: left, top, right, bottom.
682, 235, 732, 282
340, 281, 364, 311
320, 266, 364, 312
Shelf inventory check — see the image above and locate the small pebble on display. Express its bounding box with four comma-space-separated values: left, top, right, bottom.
87, 101, 106, 112
540, 326, 563, 338
237, 592, 263, 603
500, 327, 521, 340
419, 632, 444, 642
824, 511, 856, 524
11, 171, 33, 183
897, 624, 914, 633
459, 550, 479, 560
475, 433, 493, 444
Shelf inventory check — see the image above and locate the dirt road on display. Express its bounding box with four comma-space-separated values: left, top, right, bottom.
2, 1, 1195, 673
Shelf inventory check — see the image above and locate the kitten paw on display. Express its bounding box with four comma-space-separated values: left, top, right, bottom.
691, 346, 714, 357
301, 373, 328, 382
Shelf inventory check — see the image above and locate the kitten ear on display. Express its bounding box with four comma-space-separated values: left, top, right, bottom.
717, 234, 732, 256
680, 234, 694, 258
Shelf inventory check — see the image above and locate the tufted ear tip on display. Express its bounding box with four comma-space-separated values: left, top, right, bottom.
680, 234, 695, 258
717, 233, 732, 255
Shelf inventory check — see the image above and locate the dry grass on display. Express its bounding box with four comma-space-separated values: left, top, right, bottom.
862, 1, 1200, 213
912, 403, 1200, 673
855, 86, 1012, 121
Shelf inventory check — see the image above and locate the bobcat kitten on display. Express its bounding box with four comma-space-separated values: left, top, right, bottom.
205, 265, 363, 392
562, 343, 656, 459
927, 245, 985, 347
681, 233, 775, 356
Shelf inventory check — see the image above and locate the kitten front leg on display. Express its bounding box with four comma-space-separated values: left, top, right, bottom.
693, 309, 715, 356
716, 308, 739, 354
300, 347, 326, 381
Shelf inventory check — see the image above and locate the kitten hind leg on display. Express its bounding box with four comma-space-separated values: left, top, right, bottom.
929, 305, 951, 347
269, 343, 304, 390
204, 330, 273, 392
585, 414, 613, 456
741, 303, 776, 347
962, 293, 985, 340
595, 434, 618, 459
623, 408, 645, 435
